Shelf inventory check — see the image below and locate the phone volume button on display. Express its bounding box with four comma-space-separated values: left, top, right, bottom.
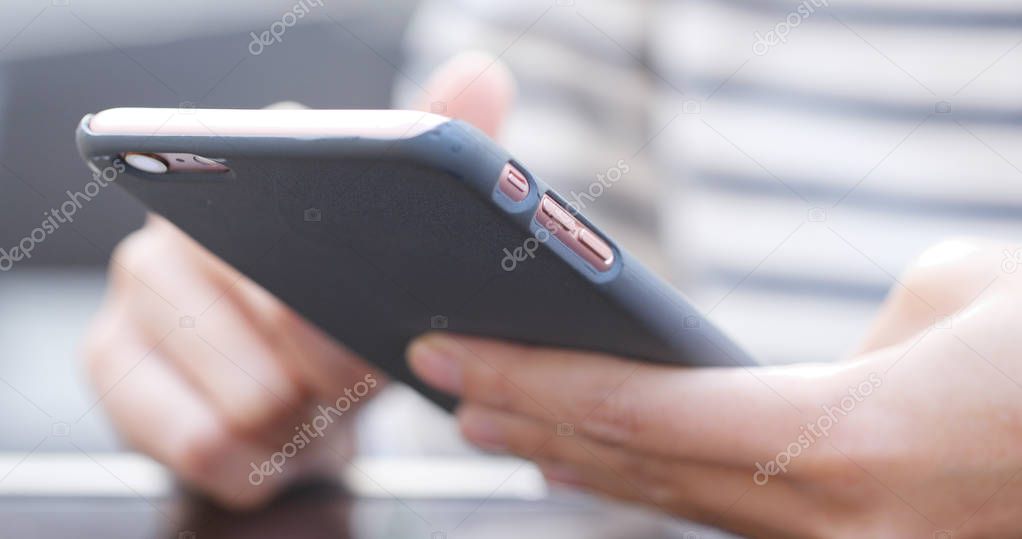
540, 196, 575, 232
535, 194, 614, 272
578, 229, 615, 268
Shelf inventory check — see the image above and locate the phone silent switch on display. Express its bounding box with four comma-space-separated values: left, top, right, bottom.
498, 163, 529, 202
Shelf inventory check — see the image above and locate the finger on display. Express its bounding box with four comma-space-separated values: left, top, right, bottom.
416, 50, 516, 138
456, 404, 819, 535
83, 320, 296, 508
458, 403, 753, 501
113, 216, 260, 332
147, 214, 381, 405
113, 223, 305, 434
178, 299, 306, 432
144, 214, 253, 292
238, 279, 384, 403
408, 333, 818, 464
856, 238, 1006, 354
537, 459, 823, 539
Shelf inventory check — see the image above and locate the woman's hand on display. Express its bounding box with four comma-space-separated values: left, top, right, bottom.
83, 214, 382, 507
408, 237, 1022, 537
82, 51, 515, 508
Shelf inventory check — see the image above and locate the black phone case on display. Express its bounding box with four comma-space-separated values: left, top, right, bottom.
76, 113, 755, 410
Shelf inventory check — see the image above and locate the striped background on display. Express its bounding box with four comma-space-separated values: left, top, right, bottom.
396, 0, 1022, 364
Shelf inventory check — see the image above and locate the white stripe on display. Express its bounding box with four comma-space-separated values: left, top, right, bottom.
656, 1, 1022, 106
694, 286, 879, 363
825, 0, 1022, 10
399, 0, 649, 111
667, 189, 1022, 287
654, 100, 1022, 205
0, 453, 172, 498
451, 0, 648, 51
0, 453, 546, 500
346, 456, 546, 500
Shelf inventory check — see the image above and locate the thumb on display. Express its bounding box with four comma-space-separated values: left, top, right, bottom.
854, 238, 1005, 355
415, 51, 516, 139
407, 333, 825, 465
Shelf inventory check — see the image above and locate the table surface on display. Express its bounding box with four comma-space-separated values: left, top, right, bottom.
0, 487, 719, 539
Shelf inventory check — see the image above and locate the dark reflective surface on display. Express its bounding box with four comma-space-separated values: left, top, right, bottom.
0, 481, 723, 539
171, 481, 352, 539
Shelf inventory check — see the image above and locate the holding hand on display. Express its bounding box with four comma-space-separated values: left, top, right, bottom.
409, 237, 1022, 537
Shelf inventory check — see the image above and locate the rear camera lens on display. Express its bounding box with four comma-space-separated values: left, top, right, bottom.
123, 152, 169, 174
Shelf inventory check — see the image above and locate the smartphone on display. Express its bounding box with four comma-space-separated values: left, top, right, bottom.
76, 108, 755, 409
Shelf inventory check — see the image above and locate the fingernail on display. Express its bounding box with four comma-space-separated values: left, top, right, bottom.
407, 336, 463, 394
539, 463, 582, 487
460, 408, 506, 451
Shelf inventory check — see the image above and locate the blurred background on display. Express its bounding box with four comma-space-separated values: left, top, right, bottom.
0, 0, 719, 537
7, 0, 1019, 535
